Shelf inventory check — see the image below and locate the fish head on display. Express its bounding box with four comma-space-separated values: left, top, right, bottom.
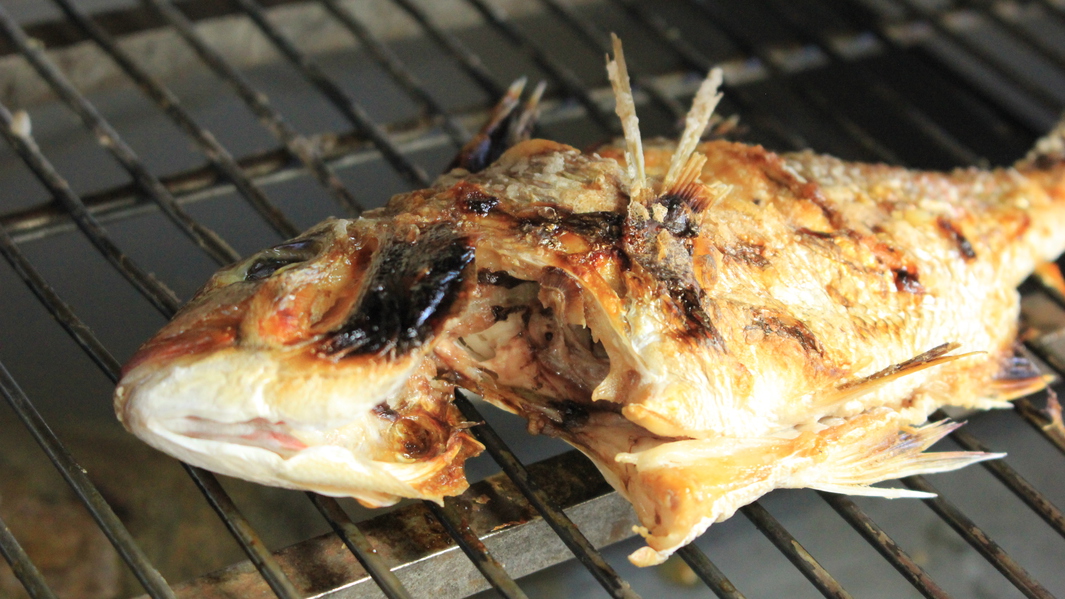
114, 218, 482, 504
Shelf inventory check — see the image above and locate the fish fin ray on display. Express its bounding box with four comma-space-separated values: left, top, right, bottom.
447, 78, 528, 174
816, 342, 979, 408
606, 34, 646, 198
793, 416, 1004, 495
661, 67, 723, 193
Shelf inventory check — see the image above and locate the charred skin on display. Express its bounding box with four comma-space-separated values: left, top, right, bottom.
116, 58, 1065, 564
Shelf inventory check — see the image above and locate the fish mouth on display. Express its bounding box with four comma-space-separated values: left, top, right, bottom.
163, 416, 309, 459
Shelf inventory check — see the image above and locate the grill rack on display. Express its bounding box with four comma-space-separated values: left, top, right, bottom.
0, 0, 1062, 598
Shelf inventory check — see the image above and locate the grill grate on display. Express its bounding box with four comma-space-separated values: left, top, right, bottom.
0, 1, 1063, 598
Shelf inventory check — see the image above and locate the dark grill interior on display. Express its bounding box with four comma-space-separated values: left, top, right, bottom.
0, 0, 1064, 598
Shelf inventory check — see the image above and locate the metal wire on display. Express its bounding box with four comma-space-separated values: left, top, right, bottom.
902, 475, 1056, 599
309, 495, 415, 599
231, 0, 432, 188
453, 392, 641, 599
819, 493, 953, 599
142, 0, 365, 217
0, 513, 61, 599
48, 0, 302, 239
0, 4, 240, 266
317, 0, 472, 147
740, 502, 854, 599
0, 360, 177, 599
676, 545, 748, 599
424, 500, 530, 599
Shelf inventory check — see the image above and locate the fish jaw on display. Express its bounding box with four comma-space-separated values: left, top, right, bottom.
115, 345, 481, 506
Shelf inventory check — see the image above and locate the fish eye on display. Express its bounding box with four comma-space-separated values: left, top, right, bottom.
244, 239, 321, 281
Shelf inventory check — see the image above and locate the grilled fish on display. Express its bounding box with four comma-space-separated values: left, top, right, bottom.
115, 37, 1065, 566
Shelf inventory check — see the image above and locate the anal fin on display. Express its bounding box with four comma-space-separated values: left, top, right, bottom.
791, 412, 1003, 498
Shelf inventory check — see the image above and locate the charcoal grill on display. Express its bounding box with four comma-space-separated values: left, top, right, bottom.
0, 0, 1064, 597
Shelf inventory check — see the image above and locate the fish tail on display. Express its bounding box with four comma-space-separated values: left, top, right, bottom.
791, 413, 1002, 499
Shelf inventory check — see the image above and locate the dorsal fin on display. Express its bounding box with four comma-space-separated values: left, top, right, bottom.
605, 34, 646, 199
661, 67, 723, 195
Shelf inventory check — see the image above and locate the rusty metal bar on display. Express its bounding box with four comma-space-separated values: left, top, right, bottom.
676, 545, 748, 599
309, 494, 414, 599
230, 0, 432, 188
0, 3, 241, 266
947, 424, 1065, 540
740, 502, 854, 599
453, 392, 641, 599
819, 493, 953, 599
142, 0, 364, 217
424, 500, 530, 599
0, 514, 61, 599
48, 0, 301, 238
902, 475, 1055, 599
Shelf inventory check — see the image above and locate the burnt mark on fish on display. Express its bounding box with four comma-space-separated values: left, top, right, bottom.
936, 216, 977, 261
750, 309, 824, 357
322, 226, 475, 357
654, 193, 699, 238
516, 209, 624, 245
490, 305, 527, 322
454, 183, 500, 216
672, 286, 728, 352
893, 266, 924, 293
478, 269, 527, 289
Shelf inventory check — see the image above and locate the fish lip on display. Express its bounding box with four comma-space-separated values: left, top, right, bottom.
161, 415, 310, 459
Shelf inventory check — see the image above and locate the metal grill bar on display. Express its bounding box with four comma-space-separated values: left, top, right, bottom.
462, 0, 620, 135
0, 514, 61, 599
949, 421, 1065, 540
423, 501, 530, 599
453, 392, 640, 599
390, 0, 507, 98
309, 494, 414, 599
683, 0, 901, 163
0, 5, 241, 267
675, 545, 748, 599
318, 0, 472, 147
902, 475, 1055, 599
759, 0, 982, 166
740, 502, 854, 599
48, 0, 301, 238
603, 0, 811, 151
535, 0, 687, 122
0, 101, 181, 316
231, 0, 433, 187
894, 0, 1063, 112
0, 360, 177, 599
835, 0, 1051, 134
1014, 396, 1065, 455
964, 0, 1065, 74
819, 493, 952, 599
1, 2, 1064, 598
142, 0, 364, 217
